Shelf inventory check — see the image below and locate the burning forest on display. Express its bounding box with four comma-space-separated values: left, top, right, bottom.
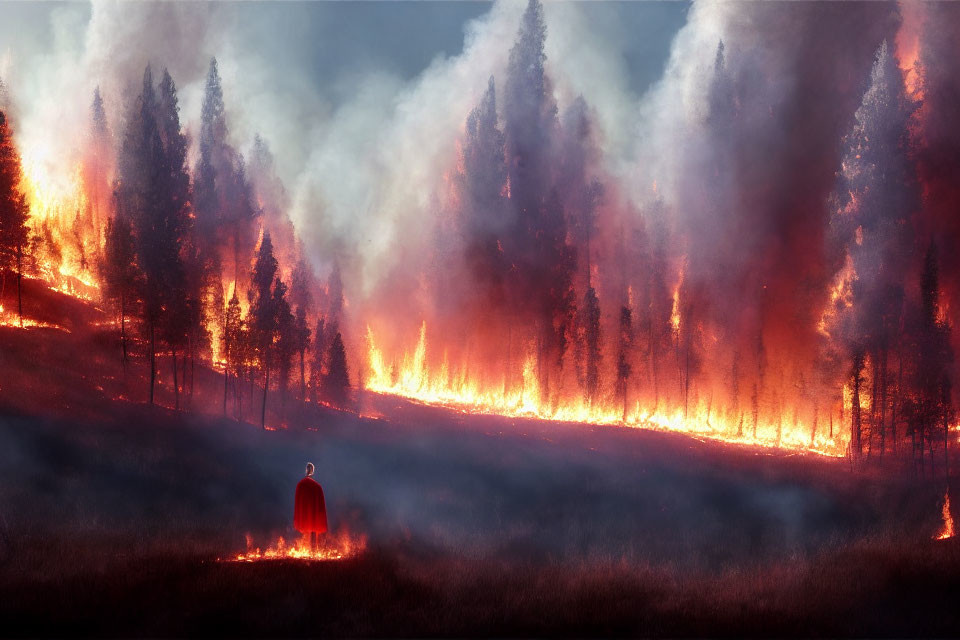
0, 0, 957, 462
3, 0, 960, 636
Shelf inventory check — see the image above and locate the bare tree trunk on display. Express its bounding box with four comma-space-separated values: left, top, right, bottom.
300, 350, 306, 403
945, 404, 950, 481
675, 330, 682, 409
852, 360, 863, 461
182, 354, 189, 409
149, 323, 156, 405
651, 324, 659, 413
929, 429, 937, 479
236, 370, 243, 422
913, 427, 920, 477
811, 404, 818, 447
172, 346, 179, 411
223, 337, 230, 416
879, 348, 888, 464
261, 353, 270, 430
189, 339, 195, 399
221, 364, 228, 416
893, 349, 903, 457
776, 393, 783, 448
120, 292, 127, 373
16, 245, 23, 329
683, 338, 690, 420
830, 400, 835, 439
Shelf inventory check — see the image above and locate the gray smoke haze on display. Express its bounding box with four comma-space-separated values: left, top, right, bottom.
0, 0, 685, 293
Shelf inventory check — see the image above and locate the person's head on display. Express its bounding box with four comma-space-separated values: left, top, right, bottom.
305, 462, 315, 477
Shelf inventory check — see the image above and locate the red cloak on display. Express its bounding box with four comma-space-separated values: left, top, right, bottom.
294, 476, 328, 534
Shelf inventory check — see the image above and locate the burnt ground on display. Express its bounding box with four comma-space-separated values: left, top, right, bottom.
1, 280, 960, 637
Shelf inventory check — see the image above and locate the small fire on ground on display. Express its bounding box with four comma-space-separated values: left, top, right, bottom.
936, 490, 954, 541
225, 530, 367, 563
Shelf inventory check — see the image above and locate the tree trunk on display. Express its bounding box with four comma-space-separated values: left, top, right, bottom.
852, 365, 863, 461
893, 349, 903, 456
929, 430, 937, 479
261, 353, 270, 430
683, 340, 690, 420
811, 405, 818, 447
651, 324, 659, 413
120, 292, 127, 373
149, 323, 156, 405
300, 349, 306, 404
879, 348, 888, 464
189, 336, 195, 399
223, 355, 229, 416
945, 403, 950, 481
16, 245, 23, 329
172, 346, 179, 411
182, 354, 189, 409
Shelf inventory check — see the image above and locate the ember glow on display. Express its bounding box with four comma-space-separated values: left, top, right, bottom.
228, 530, 367, 563
936, 490, 954, 541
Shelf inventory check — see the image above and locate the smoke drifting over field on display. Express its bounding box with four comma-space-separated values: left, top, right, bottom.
1, 1, 959, 458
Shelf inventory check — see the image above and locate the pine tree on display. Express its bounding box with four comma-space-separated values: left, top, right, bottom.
117, 65, 193, 405
0, 110, 30, 327
195, 58, 226, 245
224, 156, 260, 288
309, 315, 326, 403
155, 68, 195, 410
504, 0, 554, 219
223, 288, 242, 415
274, 276, 296, 421
88, 87, 112, 237
616, 303, 634, 421
583, 285, 601, 405
829, 40, 920, 458
290, 258, 314, 402
462, 77, 509, 296
194, 58, 231, 343
293, 306, 311, 403
100, 201, 139, 369
250, 232, 279, 428
322, 331, 350, 408
910, 243, 954, 475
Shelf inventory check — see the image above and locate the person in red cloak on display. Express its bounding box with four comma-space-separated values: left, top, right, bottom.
294, 462, 328, 550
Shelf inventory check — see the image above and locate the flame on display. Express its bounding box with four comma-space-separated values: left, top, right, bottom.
17, 145, 103, 303
670, 266, 684, 333
227, 529, 367, 562
936, 490, 954, 540
365, 322, 846, 456
818, 252, 857, 338
895, 1, 925, 99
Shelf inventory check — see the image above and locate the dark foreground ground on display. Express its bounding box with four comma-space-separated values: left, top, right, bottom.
1, 282, 959, 636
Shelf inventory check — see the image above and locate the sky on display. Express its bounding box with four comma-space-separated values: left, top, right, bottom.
0, 2, 689, 102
